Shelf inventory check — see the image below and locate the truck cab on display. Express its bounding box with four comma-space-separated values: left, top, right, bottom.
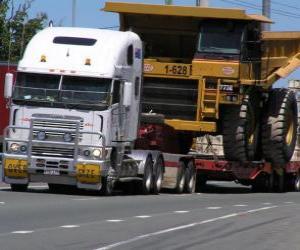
3, 27, 144, 192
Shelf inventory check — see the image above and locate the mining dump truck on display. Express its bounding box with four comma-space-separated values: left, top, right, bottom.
104, 2, 300, 165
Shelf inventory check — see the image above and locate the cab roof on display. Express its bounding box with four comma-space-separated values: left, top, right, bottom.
103, 2, 273, 23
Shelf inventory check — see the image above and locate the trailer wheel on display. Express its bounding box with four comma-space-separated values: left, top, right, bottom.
294, 174, 300, 192
184, 161, 196, 193
138, 155, 153, 195
262, 88, 297, 165
153, 156, 164, 194
222, 92, 260, 162
195, 174, 207, 192
175, 161, 186, 194
100, 177, 114, 196
10, 184, 28, 192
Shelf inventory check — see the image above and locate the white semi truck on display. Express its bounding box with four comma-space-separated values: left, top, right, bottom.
2, 27, 172, 195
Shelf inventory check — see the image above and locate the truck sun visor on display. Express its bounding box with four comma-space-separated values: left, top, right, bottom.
53, 36, 97, 46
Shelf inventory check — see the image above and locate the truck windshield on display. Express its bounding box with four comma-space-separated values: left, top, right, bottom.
13, 73, 112, 110
198, 22, 244, 55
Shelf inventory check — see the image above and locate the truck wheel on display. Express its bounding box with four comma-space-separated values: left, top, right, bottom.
48, 184, 63, 193
262, 88, 297, 165
139, 156, 153, 195
153, 156, 164, 194
222, 92, 260, 162
184, 161, 196, 193
175, 161, 186, 194
10, 184, 28, 192
100, 177, 114, 196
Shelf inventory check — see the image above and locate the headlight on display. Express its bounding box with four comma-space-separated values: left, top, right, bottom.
37, 131, 46, 140
10, 143, 20, 152
83, 150, 91, 157
92, 149, 102, 158
63, 132, 73, 142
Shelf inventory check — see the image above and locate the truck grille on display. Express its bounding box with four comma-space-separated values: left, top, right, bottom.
32, 146, 74, 158
33, 119, 84, 139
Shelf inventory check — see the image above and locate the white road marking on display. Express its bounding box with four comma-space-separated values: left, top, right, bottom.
11, 231, 34, 234
95, 206, 277, 250
72, 198, 100, 201
284, 202, 294, 204
60, 225, 80, 228
206, 207, 222, 210
135, 215, 151, 218
106, 220, 124, 223
262, 203, 272, 205
0, 202, 5, 205
233, 204, 248, 207
173, 210, 189, 214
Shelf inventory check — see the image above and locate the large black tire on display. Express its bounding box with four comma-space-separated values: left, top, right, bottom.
138, 156, 153, 195
222, 92, 261, 162
184, 161, 196, 194
153, 156, 164, 195
10, 184, 28, 192
262, 88, 297, 165
175, 161, 186, 194
100, 177, 114, 196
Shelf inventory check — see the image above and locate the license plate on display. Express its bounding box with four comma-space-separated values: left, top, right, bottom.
76, 164, 101, 184
44, 170, 60, 176
4, 159, 28, 178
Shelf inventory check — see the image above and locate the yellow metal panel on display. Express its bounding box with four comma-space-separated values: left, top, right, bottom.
4, 159, 28, 179
262, 32, 300, 40
192, 60, 239, 78
165, 119, 216, 132
103, 2, 267, 21
144, 60, 192, 78
76, 164, 101, 184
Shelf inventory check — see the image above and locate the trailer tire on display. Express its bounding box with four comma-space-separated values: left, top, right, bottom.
195, 174, 207, 192
175, 161, 186, 194
184, 161, 196, 193
10, 184, 28, 192
262, 88, 297, 165
294, 174, 300, 192
138, 155, 153, 195
222, 92, 260, 162
153, 156, 164, 194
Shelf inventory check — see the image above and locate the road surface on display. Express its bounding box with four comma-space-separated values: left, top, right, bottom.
0, 181, 299, 250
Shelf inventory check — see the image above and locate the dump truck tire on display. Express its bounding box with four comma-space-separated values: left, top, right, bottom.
222, 92, 260, 162
262, 88, 297, 165
10, 184, 28, 192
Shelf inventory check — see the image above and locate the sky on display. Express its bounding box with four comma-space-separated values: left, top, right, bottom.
12, 0, 300, 86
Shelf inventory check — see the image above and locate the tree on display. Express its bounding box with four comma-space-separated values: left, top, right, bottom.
0, 0, 47, 62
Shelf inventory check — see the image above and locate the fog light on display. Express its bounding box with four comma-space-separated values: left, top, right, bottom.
63, 132, 73, 142
20, 145, 27, 152
10, 143, 20, 152
83, 150, 90, 157
37, 131, 46, 140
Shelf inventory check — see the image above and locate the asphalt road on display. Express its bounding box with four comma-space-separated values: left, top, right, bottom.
0, 181, 300, 250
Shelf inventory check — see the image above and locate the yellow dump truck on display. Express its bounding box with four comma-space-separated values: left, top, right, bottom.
104, 2, 300, 165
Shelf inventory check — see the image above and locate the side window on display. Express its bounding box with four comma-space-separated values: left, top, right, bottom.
134, 77, 140, 97
112, 80, 120, 104
127, 45, 133, 65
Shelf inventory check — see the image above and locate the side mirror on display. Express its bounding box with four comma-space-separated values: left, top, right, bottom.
123, 81, 132, 107
4, 73, 13, 99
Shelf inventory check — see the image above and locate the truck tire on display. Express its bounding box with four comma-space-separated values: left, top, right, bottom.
184, 161, 196, 193
262, 88, 297, 165
175, 161, 186, 193
100, 177, 114, 196
294, 173, 300, 192
138, 155, 153, 195
153, 156, 164, 194
222, 92, 260, 162
10, 184, 28, 192
195, 174, 207, 192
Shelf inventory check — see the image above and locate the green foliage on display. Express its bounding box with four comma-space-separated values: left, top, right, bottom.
0, 0, 47, 62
